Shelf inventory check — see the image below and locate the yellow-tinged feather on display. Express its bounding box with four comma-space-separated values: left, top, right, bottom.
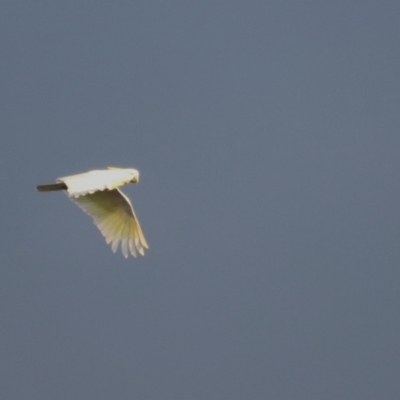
69, 188, 148, 257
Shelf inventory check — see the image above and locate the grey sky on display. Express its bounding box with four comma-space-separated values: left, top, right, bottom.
1, 1, 400, 399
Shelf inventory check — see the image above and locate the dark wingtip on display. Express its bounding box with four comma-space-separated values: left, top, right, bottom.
36, 183, 67, 192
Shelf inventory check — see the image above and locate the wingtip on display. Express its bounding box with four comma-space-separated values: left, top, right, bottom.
36, 183, 67, 192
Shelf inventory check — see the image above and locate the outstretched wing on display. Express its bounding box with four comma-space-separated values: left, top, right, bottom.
70, 188, 149, 258
57, 169, 139, 197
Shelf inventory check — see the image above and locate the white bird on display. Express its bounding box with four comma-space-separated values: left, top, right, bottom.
37, 167, 149, 258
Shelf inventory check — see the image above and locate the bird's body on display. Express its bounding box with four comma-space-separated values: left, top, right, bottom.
37, 167, 148, 258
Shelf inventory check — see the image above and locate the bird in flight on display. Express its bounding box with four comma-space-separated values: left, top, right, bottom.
37, 167, 149, 258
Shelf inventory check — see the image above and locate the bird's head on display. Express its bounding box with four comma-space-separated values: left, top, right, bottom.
107, 167, 140, 184
129, 169, 140, 184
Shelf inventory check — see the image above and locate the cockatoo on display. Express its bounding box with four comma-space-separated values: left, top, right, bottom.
37, 167, 149, 258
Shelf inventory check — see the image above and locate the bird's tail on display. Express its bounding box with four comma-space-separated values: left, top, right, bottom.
36, 183, 67, 192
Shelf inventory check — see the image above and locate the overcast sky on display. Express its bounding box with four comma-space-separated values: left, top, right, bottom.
1, 1, 400, 399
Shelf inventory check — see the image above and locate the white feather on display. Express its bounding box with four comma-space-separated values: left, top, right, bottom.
40, 167, 148, 258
